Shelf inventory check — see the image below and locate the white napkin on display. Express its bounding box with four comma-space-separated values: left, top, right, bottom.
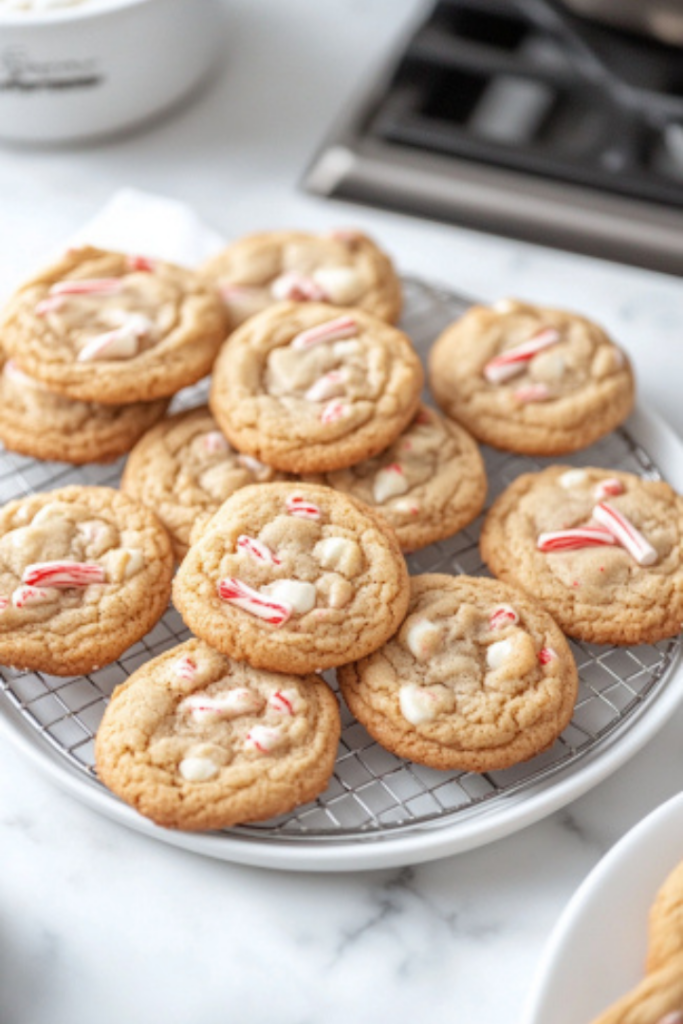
67, 188, 227, 267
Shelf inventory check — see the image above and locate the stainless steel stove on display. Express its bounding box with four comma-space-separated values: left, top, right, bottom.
303, 0, 683, 275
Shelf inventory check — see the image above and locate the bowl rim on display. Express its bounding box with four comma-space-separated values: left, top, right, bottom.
0, 0, 162, 27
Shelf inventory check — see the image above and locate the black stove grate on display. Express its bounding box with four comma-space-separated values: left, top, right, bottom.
304, 0, 683, 275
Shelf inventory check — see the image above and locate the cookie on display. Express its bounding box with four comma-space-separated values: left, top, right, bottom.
304, 405, 486, 551
0, 351, 169, 465
173, 482, 410, 675
590, 859, 683, 1024
209, 301, 424, 473
338, 573, 577, 773
480, 466, 683, 645
201, 228, 402, 326
0, 246, 228, 404
94, 638, 341, 831
0, 486, 173, 676
428, 299, 634, 455
121, 405, 286, 561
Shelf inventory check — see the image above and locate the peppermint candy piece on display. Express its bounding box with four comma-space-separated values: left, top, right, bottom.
181, 688, 263, 722
594, 478, 625, 501
537, 526, 617, 553
22, 561, 106, 588
12, 585, 58, 608
514, 383, 552, 403
49, 278, 123, 297
244, 725, 284, 754
320, 400, 348, 425
269, 688, 302, 715
217, 578, 291, 626
489, 604, 519, 629
271, 272, 328, 303
538, 647, 558, 665
237, 534, 281, 566
0, 596, 8, 612
127, 255, 156, 273
592, 501, 657, 566
77, 314, 152, 363
286, 495, 320, 520
290, 315, 358, 350
483, 328, 561, 384
304, 371, 345, 403
35, 295, 67, 316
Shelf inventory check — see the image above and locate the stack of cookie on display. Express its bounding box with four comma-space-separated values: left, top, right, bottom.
0, 245, 228, 463
0, 226, 680, 837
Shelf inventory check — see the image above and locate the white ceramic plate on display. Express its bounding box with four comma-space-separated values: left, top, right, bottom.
522, 791, 683, 1024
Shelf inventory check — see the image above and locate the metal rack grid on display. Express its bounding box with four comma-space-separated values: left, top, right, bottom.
0, 277, 679, 846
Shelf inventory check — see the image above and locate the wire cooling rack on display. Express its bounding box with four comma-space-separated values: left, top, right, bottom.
0, 278, 680, 855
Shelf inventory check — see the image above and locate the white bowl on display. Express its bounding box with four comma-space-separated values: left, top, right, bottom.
0, 0, 223, 142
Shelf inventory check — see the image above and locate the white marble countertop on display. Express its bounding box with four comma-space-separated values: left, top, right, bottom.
0, 1, 682, 1022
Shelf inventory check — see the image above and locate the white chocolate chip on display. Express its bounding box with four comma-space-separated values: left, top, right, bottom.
492, 298, 518, 314
31, 501, 74, 526
103, 547, 144, 583
179, 756, 219, 782
332, 339, 360, 358
198, 462, 239, 501
486, 639, 514, 670
327, 577, 353, 608
312, 266, 365, 304
559, 469, 588, 489
373, 464, 409, 504
406, 619, 442, 660
399, 684, 440, 725
261, 579, 316, 615
313, 536, 362, 577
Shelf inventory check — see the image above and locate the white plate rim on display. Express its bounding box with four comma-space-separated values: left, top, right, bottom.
521, 789, 683, 1024
0, 403, 681, 872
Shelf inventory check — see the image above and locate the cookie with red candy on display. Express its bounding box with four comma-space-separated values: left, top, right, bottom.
480, 466, 683, 645
0, 486, 173, 675
172, 482, 409, 675
95, 638, 341, 831
338, 573, 578, 773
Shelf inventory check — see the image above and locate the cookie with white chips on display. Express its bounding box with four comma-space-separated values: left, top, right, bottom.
0, 246, 228, 404
95, 638, 341, 831
429, 299, 634, 455
121, 406, 286, 561
0, 486, 173, 676
173, 482, 410, 675
201, 228, 402, 327
304, 405, 486, 551
338, 574, 578, 773
480, 466, 683, 645
209, 301, 423, 473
